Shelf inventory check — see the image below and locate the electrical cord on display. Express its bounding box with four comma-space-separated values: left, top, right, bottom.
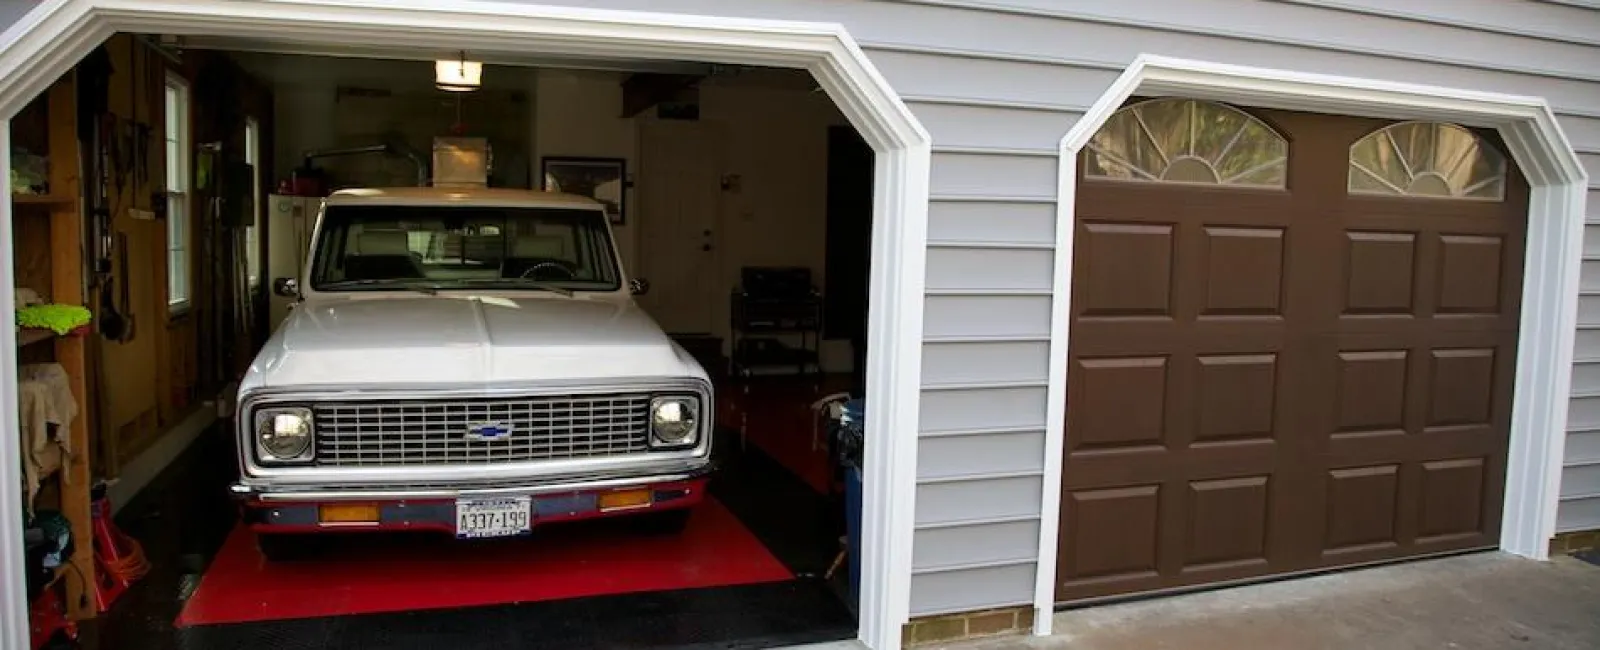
99, 522, 151, 584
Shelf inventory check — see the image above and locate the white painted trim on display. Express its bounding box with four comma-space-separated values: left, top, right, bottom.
0, 119, 31, 650
1035, 53, 1591, 636
0, 3, 931, 649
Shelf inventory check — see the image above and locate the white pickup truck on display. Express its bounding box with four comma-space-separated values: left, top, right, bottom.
232, 187, 713, 560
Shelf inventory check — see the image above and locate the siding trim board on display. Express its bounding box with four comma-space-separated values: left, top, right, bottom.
914, 514, 1042, 530
883, 0, 1600, 84
1041, 53, 1590, 637
0, 2, 936, 649
1272, 0, 1600, 48
871, 43, 1600, 123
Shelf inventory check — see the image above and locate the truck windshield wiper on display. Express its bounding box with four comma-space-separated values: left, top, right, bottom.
457, 278, 575, 297
319, 279, 442, 295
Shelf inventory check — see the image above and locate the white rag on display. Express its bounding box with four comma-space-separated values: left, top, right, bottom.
19, 363, 76, 510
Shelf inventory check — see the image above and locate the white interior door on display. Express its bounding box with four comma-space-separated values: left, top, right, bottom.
637, 121, 722, 335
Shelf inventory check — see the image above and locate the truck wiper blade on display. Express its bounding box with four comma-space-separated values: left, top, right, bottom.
457, 278, 574, 297
319, 279, 441, 295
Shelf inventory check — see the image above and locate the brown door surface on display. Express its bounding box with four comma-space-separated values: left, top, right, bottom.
1056, 107, 1527, 603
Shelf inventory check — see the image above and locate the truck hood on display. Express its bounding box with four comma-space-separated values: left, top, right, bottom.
244, 294, 704, 390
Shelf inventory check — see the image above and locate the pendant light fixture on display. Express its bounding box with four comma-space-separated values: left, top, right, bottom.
435, 51, 483, 92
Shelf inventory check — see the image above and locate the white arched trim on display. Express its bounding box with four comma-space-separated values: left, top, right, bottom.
1036, 53, 1588, 636
0, 3, 932, 649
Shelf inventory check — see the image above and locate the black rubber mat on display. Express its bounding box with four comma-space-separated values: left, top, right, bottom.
163, 581, 853, 650
67, 424, 857, 650
1574, 549, 1600, 568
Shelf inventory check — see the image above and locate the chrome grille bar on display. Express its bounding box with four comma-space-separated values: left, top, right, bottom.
312, 394, 651, 466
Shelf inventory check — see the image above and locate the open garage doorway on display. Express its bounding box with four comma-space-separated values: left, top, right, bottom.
1, 4, 929, 650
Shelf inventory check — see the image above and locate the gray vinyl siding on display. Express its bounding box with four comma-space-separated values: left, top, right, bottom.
5, 0, 1599, 620
0, 0, 42, 36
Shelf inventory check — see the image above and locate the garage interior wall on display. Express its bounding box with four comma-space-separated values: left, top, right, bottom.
490, 0, 1600, 617
72, 35, 273, 480
532, 68, 853, 367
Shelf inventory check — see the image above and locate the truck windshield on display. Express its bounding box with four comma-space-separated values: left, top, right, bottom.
308, 205, 622, 292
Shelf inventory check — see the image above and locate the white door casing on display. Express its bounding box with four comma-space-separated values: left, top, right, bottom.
0, 2, 932, 650
1035, 54, 1590, 636
637, 120, 722, 334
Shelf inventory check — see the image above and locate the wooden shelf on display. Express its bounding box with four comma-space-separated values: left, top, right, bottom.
18, 328, 55, 347
12, 193, 73, 207
12, 77, 95, 621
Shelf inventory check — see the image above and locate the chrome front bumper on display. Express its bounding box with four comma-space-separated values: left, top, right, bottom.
231, 465, 715, 503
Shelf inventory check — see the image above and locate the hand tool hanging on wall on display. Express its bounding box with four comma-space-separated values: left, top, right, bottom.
75, 45, 131, 342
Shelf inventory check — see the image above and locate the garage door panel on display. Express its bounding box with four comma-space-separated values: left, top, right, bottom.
1069, 356, 1169, 453
1322, 464, 1402, 555
1341, 197, 1510, 223
1343, 231, 1418, 316
1333, 349, 1409, 435
1324, 427, 1501, 468
1071, 322, 1289, 354
1062, 109, 1522, 604
1063, 441, 1280, 488
1416, 457, 1488, 542
1328, 318, 1512, 340
1434, 234, 1506, 315
1184, 476, 1272, 568
1194, 353, 1279, 444
1079, 185, 1295, 216
1427, 348, 1497, 428
1200, 227, 1286, 317
1076, 221, 1174, 318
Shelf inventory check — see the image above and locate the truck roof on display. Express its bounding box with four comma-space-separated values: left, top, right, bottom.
323, 187, 606, 210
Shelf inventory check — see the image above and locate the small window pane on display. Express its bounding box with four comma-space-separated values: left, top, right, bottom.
165, 87, 178, 135
1085, 98, 1288, 189
166, 140, 181, 191
1348, 121, 1506, 201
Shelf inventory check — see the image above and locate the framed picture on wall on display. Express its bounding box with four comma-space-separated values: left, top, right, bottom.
541, 156, 627, 225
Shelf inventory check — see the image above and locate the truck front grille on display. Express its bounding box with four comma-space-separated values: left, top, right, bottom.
311, 394, 651, 466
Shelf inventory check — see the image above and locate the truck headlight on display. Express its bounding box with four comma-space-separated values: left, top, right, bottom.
255, 407, 314, 462
649, 396, 699, 448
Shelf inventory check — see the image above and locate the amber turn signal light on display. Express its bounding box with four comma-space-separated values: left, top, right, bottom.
597, 489, 652, 511
319, 503, 380, 525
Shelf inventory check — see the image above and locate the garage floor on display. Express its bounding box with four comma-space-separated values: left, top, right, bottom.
65, 388, 857, 649
944, 552, 1600, 650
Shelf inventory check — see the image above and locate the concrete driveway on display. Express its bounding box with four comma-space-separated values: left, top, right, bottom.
941, 552, 1600, 650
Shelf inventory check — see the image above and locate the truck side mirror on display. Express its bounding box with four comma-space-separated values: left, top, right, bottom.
273, 277, 300, 298
629, 278, 650, 296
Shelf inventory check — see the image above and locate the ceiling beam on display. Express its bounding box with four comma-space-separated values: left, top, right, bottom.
620, 72, 702, 118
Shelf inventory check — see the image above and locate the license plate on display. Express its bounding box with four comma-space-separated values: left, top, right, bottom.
455, 497, 532, 539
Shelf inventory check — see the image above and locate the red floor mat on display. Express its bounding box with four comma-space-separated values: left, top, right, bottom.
721, 386, 837, 494
176, 498, 791, 627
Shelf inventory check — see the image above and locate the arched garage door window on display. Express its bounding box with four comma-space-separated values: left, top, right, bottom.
1348, 121, 1508, 200
1083, 98, 1288, 188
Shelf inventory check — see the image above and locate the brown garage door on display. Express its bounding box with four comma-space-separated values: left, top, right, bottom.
1056, 100, 1527, 603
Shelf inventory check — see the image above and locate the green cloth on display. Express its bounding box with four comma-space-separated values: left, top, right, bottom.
16, 304, 91, 335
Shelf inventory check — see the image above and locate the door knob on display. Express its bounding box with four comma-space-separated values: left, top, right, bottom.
702, 244, 712, 252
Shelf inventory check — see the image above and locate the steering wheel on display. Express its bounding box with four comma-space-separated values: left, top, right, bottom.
518, 261, 576, 280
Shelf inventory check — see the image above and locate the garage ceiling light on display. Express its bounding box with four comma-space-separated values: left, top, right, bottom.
435, 52, 482, 92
